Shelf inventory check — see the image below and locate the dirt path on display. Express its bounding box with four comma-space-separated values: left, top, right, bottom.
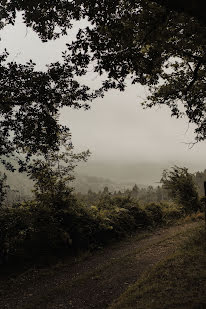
0, 221, 202, 309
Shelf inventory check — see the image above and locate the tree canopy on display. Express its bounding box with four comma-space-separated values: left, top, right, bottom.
1, 0, 206, 167
152, 0, 206, 26
161, 166, 199, 213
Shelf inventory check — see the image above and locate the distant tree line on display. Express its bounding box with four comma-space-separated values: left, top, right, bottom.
76, 183, 170, 207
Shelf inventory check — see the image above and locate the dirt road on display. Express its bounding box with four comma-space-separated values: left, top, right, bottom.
0, 221, 202, 309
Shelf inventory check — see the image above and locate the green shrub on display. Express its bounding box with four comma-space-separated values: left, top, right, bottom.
94, 196, 151, 239
161, 201, 184, 224
0, 205, 32, 263
0, 195, 186, 266
144, 203, 163, 226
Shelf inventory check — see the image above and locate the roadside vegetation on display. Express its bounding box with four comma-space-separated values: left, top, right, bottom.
0, 150, 204, 268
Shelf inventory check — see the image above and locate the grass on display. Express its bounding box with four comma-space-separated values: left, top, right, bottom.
110, 224, 206, 309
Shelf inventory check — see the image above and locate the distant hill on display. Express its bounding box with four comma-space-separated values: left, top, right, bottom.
2, 158, 204, 201
73, 174, 147, 194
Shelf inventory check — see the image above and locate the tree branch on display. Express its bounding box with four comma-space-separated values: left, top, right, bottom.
184, 59, 202, 94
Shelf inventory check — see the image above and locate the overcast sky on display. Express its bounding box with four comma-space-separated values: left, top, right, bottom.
1, 14, 206, 184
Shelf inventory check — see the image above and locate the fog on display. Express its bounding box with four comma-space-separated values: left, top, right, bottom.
1, 14, 206, 185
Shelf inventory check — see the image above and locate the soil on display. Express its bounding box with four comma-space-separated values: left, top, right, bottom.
0, 221, 202, 309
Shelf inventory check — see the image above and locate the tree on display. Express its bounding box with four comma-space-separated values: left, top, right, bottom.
161, 166, 199, 213
131, 184, 139, 198
28, 132, 90, 209
152, 0, 206, 26
1, 0, 206, 167
0, 50, 95, 169
0, 172, 8, 207
65, 1, 206, 142
102, 186, 109, 195
156, 185, 163, 202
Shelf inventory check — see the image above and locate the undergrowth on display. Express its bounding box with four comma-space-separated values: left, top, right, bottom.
0, 196, 194, 266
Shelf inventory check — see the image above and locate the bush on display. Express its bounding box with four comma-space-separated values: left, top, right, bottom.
144, 203, 163, 226
143, 201, 185, 226
160, 201, 184, 224
0, 205, 32, 263
93, 196, 151, 240
0, 196, 187, 266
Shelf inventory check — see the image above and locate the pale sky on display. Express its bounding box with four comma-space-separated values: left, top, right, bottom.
1, 14, 206, 184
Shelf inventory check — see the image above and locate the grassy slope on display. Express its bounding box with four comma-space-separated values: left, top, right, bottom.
110, 223, 206, 309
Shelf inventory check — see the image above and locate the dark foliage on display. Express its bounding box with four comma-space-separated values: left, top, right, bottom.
1, 1, 206, 170
0, 193, 185, 265
0, 172, 8, 207
161, 166, 200, 214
